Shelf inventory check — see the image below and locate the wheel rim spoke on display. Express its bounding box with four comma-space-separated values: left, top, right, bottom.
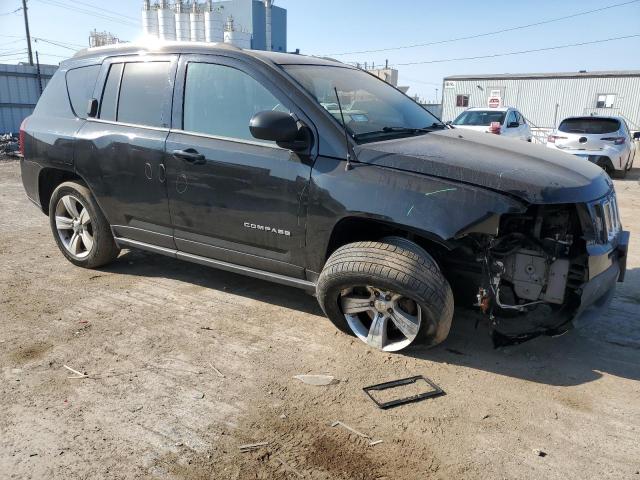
80, 231, 94, 252
69, 232, 82, 255
341, 293, 374, 315
79, 209, 91, 226
55, 216, 74, 230
62, 196, 80, 218
389, 307, 420, 339
367, 313, 389, 349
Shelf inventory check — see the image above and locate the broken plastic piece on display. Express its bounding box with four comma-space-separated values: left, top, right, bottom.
363, 375, 444, 409
239, 441, 269, 452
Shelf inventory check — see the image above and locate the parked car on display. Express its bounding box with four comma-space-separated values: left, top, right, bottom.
19, 43, 628, 352
450, 107, 532, 141
547, 116, 638, 178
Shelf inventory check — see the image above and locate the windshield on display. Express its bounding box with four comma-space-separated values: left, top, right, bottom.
558, 117, 620, 134
452, 110, 506, 126
282, 65, 444, 142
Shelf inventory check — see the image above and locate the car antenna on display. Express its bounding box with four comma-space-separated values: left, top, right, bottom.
334, 87, 354, 171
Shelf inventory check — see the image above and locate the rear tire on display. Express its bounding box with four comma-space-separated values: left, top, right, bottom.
317, 241, 454, 352
49, 181, 120, 268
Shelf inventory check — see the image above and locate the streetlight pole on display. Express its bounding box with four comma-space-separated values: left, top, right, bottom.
22, 0, 34, 66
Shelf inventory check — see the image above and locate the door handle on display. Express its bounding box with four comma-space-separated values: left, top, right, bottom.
173, 148, 205, 164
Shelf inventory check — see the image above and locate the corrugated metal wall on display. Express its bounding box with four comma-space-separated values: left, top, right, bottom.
441, 75, 640, 130
0, 63, 58, 134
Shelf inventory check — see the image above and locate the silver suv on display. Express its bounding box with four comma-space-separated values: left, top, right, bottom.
547, 116, 639, 178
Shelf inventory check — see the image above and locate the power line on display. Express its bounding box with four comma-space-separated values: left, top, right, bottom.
0, 50, 28, 57
0, 7, 22, 16
34, 37, 83, 51
34, 0, 138, 28
66, 0, 138, 22
327, 0, 640, 56
389, 34, 640, 67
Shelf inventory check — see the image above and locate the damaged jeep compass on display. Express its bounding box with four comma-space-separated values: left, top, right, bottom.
20, 43, 629, 351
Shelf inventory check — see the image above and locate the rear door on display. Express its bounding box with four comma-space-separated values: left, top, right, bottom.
75, 55, 178, 249
165, 55, 315, 277
620, 119, 635, 167
516, 111, 530, 140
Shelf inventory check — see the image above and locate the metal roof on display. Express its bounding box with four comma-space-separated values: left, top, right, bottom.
444, 70, 640, 81
70, 41, 347, 67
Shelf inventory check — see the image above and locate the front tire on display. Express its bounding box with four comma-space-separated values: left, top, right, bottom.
317, 241, 454, 352
49, 181, 120, 268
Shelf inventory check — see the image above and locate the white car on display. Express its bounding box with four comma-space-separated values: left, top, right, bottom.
547, 116, 639, 178
450, 107, 532, 141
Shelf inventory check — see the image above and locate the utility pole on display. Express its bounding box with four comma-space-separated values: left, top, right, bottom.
35, 51, 43, 94
22, 0, 34, 66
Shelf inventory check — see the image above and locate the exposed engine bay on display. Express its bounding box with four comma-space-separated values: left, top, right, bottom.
445, 204, 593, 346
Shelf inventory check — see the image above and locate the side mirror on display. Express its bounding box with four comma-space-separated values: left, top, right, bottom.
507, 121, 519, 128
633, 131, 640, 140
446, 120, 452, 125
87, 98, 98, 118
249, 111, 310, 151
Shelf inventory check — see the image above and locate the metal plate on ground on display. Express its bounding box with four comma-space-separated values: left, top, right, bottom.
363, 375, 445, 409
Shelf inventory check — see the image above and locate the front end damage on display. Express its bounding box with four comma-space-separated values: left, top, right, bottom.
445, 192, 629, 346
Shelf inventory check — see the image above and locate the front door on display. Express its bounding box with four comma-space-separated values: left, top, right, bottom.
165, 56, 314, 278
75, 56, 178, 249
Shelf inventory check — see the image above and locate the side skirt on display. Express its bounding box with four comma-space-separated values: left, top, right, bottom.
114, 237, 317, 293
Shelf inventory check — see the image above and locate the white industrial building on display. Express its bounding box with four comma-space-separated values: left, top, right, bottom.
441, 70, 640, 141
142, 0, 286, 51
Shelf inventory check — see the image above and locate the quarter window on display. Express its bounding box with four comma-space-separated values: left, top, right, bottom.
99, 63, 123, 122
183, 63, 285, 142
117, 62, 172, 127
596, 94, 615, 108
66, 65, 101, 118
456, 95, 469, 107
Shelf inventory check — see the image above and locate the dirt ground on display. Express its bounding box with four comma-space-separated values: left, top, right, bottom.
1, 158, 639, 480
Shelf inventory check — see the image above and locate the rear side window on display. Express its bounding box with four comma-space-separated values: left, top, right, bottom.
558, 118, 620, 134
66, 65, 100, 118
117, 62, 172, 128
99, 63, 123, 122
34, 70, 73, 117
183, 63, 285, 142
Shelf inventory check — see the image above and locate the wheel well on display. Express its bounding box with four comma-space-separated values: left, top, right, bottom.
325, 217, 449, 261
38, 168, 82, 215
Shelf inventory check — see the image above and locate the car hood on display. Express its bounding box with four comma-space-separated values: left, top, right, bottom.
450, 124, 492, 133
354, 128, 613, 204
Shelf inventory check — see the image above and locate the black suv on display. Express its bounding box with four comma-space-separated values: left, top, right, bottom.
20, 43, 628, 352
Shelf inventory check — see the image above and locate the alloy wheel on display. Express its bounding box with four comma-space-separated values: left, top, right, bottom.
340, 286, 422, 352
54, 195, 94, 259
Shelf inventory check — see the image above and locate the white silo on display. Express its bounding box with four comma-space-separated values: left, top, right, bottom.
263, 0, 272, 51
175, 1, 191, 42
204, 1, 224, 43
223, 16, 251, 49
142, 0, 159, 38
190, 3, 205, 42
157, 0, 176, 41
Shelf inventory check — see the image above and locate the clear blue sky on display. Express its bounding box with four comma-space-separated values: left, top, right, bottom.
1, 0, 639, 101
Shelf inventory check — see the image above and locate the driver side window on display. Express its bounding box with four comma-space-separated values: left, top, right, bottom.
507, 110, 518, 126
183, 63, 288, 143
